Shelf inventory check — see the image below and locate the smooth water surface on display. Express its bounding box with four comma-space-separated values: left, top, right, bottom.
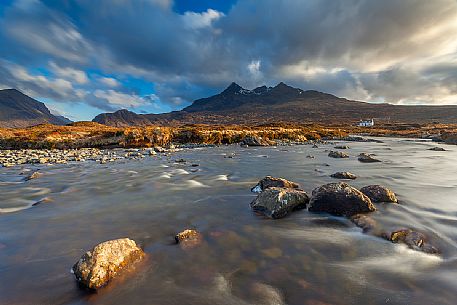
1, 138, 456, 305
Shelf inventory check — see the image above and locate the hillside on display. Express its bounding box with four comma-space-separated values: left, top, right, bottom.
92, 82, 457, 126
0, 89, 72, 128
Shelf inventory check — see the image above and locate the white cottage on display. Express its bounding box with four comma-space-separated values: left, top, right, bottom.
358, 119, 374, 127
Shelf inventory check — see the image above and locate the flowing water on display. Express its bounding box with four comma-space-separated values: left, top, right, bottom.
1, 138, 456, 305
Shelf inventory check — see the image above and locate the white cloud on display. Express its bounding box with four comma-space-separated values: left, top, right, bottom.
93, 89, 158, 108
182, 9, 224, 29
49, 61, 88, 84
98, 77, 120, 87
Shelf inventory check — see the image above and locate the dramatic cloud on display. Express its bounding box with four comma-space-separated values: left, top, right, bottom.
0, 0, 456, 120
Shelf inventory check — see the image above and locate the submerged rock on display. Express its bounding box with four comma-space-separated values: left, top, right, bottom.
72, 238, 145, 290
428, 147, 446, 151
330, 171, 357, 180
250, 187, 309, 219
334, 145, 349, 149
358, 153, 381, 163
351, 214, 377, 233
24, 170, 42, 181
251, 176, 299, 193
360, 185, 398, 203
328, 150, 349, 158
308, 182, 376, 217
175, 229, 203, 249
382, 229, 439, 254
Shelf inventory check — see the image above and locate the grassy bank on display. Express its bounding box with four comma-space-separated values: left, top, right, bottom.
0, 122, 347, 149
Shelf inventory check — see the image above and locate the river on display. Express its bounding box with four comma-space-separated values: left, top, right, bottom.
0, 137, 456, 305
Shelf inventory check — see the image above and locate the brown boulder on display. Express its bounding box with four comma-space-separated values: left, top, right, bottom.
308, 182, 376, 217
251, 176, 299, 193
382, 229, 439, 254
175, 229, 203, 249
328, 150, 349, 158
360, 185, 398, 203
358, 153, 381, 163
250, 187, 309, 219
330, 171, 357, 180
72, 238, 145, 289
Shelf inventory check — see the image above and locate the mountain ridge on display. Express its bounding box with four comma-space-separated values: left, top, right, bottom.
93, 82, 457, 126
0, 89, 72, 128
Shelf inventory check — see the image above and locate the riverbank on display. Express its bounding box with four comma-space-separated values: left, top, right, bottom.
1, 122, 457, 152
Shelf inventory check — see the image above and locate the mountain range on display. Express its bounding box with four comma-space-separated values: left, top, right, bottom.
0, 89, 71, 128
93, 82, 457, 126
2, 83, 457, 128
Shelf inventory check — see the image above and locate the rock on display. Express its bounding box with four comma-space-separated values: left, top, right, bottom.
24, 170, 42, 181
382, 229, 439, 254
175, 229, 203, 249
241, 136, 273, 147
330, 172, 357, 180
308, 182, 376, 217
360, 185, 398, 203
428, 147, 446, 151
328, 150, 349, 158
306, 155, 314, 158
250, 187, 309, 219
72, 238, 145, 290
251, 176, 300, 193
351, 214, 377, 233
175, 158, 186, 163
191, 163, 199, 167
358, 153, 381, 163
334, 145, 349, 149
312, 144, 319, 148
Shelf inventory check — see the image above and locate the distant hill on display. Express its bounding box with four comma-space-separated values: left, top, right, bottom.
93, 82, 457, 126
0, 89, 72, 128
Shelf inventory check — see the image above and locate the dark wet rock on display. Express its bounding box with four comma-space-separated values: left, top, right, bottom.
24, 170, 42, 181
175, 158, 186, 163
250, 187, 309, 219
343, 136, 384, 143
358, 153, 381, 163
328, 150, 349, 158
428, 147, 446, 151
334, 145, 349, 149
351, 214, 377, 233
382, 229, 439, 254
72, 238, 145, 290
312, 144, 319, 148
330, 171, 357, 180
191, 163, 199, 167
175, 229, 203, 249
308, 182, 376, 217
306, 155, 314, 159
241, 136, 273, 147
360, 185, 398, 203
251, 176, 299, 193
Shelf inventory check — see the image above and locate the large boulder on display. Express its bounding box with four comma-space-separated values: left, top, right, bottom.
72, 238, 145, 290
241, 136, 273, 147
360, 185, 398, 203
328, 150, 349, 158
330, 171, 357, 180
250, 187, 309, 219
358, 153, 381, 163
251, 176, 299, 193
308, 182, 376, 217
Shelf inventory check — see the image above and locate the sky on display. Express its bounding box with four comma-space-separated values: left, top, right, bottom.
0, 0, 457, 121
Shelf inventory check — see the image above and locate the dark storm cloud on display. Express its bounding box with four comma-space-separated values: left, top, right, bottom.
0, 0, 456, 114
